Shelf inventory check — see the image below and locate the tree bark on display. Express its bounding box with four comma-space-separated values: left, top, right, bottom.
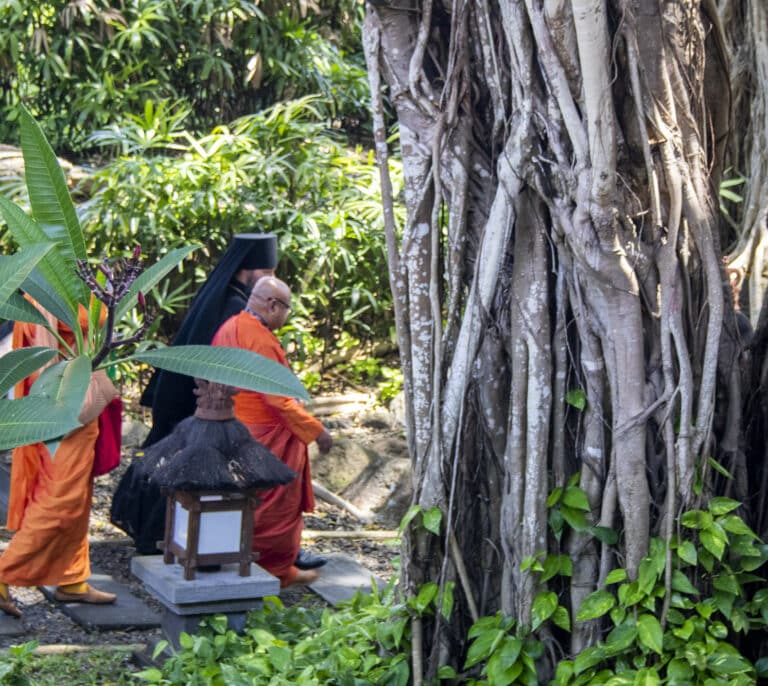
365, 0, 744, 677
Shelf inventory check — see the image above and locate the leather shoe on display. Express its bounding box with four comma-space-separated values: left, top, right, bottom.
54, 584, 117, 604
295, 548, 328, 570
0, 595, 21, 618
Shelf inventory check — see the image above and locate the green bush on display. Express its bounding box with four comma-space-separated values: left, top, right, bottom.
137, 590, 412, 685
77, 96, 403, 356
0, 0, 369, 155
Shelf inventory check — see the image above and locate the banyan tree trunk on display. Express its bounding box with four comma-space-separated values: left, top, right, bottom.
365, 0, 745, 678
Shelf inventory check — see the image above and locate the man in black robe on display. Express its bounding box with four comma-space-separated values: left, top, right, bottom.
111, 233, 329, 568
110, 233, 278, 553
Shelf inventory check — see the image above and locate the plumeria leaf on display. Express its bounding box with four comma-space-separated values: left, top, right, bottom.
0, 347, 58, 397
128, 345, 309, 400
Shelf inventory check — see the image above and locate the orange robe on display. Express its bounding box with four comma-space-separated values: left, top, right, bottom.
0, 314, 97, 586
212, 311, 323, 583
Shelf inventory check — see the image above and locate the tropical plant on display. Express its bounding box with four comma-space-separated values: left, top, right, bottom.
0, 106, 308, 451
0, 0, 369, 155
76, 96, 403, 357
136, 591, 412, 686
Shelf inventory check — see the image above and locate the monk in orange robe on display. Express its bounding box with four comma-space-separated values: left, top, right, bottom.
0, 308, 118, 617
211, 277, 333, 587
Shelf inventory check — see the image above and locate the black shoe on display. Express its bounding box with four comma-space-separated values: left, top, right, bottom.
295, 548, 328, 570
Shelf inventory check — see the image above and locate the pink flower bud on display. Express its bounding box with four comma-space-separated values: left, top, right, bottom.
138, 291, 146, 310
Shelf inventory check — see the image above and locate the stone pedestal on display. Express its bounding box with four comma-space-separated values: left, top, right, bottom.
131, 555, 279, 649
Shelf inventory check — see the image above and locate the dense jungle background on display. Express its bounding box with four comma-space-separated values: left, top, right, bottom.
0, 0, 402, 401
4, 1, 768, 684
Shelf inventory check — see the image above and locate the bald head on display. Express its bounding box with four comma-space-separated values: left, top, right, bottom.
247, 276, 292, 330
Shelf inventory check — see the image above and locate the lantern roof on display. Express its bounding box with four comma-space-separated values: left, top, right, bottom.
145, 380, 296, 491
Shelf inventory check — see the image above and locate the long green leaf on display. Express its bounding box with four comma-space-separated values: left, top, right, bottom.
0, 195, 85, 312
0, 396, 81, 450
128, 345, 309, 400
0, 293, 49, 328
114, 245, 199, 323
0, 347, 58, 397
0, 243, 54, 308
18, 106, 89, 300
20, 268, 79, 334
30, 356, 91, 419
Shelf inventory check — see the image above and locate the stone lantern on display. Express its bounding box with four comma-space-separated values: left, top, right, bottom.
146, 380, 296, 580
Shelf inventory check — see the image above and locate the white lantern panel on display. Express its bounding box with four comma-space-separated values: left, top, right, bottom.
173, 501, 242, 555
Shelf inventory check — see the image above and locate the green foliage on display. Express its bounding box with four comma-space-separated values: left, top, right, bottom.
546, 474, 617, 545
0, 644, 137, 685
0, 640, 37, 685
551, 497, 768, 686
463, 614, 543, 686
719, 168, 747, 233
0, 0, 369, 154
77, 96, 403, 352
0, 106, 307, 449
398, 504, 443, 536
338, 356, 404, 405
137, 591, 412, 685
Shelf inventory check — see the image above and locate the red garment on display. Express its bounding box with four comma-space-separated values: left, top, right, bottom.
212, 311, 323, 582
93, 398, 123, 477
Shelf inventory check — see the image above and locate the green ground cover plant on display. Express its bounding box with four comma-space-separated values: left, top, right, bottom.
0, 643, 138, 685
120, 494, 768, 685
0, 495, 765, 684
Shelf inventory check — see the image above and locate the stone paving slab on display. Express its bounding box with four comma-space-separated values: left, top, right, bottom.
0, 613, 25, 637
308, 553, 385, 605
40, 570, 161, 630
131, 556, 279, 606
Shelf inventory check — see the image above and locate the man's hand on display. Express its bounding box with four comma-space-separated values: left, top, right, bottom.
316, 428, 333, 454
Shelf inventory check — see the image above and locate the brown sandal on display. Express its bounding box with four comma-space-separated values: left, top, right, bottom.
0, 594, 22, 618
54, 584, 116, 604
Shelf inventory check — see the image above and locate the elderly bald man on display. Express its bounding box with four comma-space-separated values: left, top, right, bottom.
212, 277, 332, 587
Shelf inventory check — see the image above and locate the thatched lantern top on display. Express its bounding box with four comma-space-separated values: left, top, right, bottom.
147, 379, 296, 492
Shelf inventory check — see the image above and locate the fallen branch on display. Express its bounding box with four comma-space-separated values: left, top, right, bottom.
312, 480, 375, 523
302, 529, 399, 540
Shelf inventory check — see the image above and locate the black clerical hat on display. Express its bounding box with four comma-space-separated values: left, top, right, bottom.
233, 233, 278, 270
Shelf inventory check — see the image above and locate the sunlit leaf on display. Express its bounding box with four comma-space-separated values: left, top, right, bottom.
128, 345, 309, 400
0, 243, 54, 308
0, 292, 49, 328
636, 614, 663, 655
565, 388, 586, 410
29, 356, 91, 420
422, 507, 442, 535
0, 195, 84, 315
0, 396, 80, 450
19, 106, 88, 292
0, 346, 58, 397
576, 590, 615, 621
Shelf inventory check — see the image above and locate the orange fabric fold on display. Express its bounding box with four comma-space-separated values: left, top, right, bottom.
0, 422, 97, 586
3, 304, 102, 587
212, 312, 322, 580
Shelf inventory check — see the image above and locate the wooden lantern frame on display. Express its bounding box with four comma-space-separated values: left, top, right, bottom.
162, 489, 260, 580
